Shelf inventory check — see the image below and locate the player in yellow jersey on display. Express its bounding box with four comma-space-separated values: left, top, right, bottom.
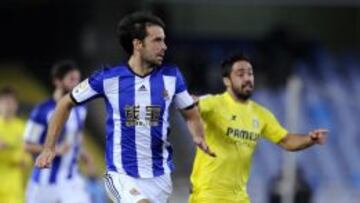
0, 87, 29, 203
189, 54, 327, 203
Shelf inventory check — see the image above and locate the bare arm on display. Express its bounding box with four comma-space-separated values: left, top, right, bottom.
180, 106, 216, 157
278, 129, 328, 152
0, 139, 10, 150
25, 142, 71, 156
24, 142, 43, 155
35, 94, 75, 168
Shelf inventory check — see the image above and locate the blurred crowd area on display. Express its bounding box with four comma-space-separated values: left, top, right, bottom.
1, 0, 360, 203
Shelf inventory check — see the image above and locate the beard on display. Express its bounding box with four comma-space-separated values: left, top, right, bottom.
142, 51, 164, 67
232, 83, 253, 101
234, 91, 252, 101
149, 56, 163, 66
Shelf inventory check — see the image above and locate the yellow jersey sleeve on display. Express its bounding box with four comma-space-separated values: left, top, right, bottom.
260, 108, 288, 143
198, 95, 215, 117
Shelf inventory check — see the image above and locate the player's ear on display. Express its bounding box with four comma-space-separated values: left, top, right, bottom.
223, 77, 231, 87
53, 78, 61, 88
133, 38, 143, 51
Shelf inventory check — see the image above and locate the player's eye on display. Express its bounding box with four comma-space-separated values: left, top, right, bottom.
153, 37, 164, 42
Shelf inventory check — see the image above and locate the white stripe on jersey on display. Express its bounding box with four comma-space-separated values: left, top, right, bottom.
23, 120, 45, 143
135, 76, 153, 178
104, 77, 124, 174
39, 168, 52, 185
162, 75, 176, 174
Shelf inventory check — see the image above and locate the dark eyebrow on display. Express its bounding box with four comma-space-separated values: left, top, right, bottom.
235, 67, 253, 72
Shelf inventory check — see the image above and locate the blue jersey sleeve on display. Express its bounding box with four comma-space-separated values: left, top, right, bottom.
29, 105, 47, 125
23, 105, 48, 144
173, 67, 194, 109
175, 68, 188, 94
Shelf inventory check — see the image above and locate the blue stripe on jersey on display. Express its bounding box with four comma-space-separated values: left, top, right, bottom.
150, 71, 166, 176
32, 167, 41, 183
119, 74, 139, 177
104, 97, 116, 172
38, 129, 47, 144
67, 144, 79, 179
49, 156, 62, 184
166, 145, 174, 171
49, 128, 66, 184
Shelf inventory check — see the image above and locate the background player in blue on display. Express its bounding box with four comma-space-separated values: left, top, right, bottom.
24, 60, 93, 203
35, 12, 215, 203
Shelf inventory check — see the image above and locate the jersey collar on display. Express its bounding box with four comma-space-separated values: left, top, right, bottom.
126, 63, 158, 78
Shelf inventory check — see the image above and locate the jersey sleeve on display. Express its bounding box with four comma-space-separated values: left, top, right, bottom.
23, 106, 47, 144
261, 109, 288, 144
173, 68, 194, 109
70, 69, 104, 104
198, 95, 214, 117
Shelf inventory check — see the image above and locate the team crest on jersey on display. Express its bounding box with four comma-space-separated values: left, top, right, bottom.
252, 118, 259, 129
163, 89, 170, 100
74, 79, 88, 94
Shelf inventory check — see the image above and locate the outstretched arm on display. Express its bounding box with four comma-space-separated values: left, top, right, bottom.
35, 94, 75, 168
180, 106, 216, 157
25, 142, 71, 156
278, 128, 328, 152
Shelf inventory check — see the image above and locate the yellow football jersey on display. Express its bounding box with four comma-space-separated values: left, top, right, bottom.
189, 92, 288, 203
0, 117, 27, 203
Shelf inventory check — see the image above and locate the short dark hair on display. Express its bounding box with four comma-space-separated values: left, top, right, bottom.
0, 86, 17, 99
116, 11, 165, 55
51, 60, 79, 80
221, 54, 252, 78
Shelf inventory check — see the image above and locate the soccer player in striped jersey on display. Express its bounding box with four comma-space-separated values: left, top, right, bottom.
24, 60, 92, 203
189, 54, 328, 203
35, 12, 215, 203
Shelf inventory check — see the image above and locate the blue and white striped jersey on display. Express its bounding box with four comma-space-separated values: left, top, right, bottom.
23, 99, 87, 185
71, 63, 194, 178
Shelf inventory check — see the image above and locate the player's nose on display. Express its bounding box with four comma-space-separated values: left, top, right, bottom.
162, 42, 167, 51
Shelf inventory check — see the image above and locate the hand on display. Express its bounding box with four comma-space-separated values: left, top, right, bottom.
0, 139, 8, 150
309, 128, 328, 145
193, 136, 216, 157
55, 143, 71, 155
35, 148, 56, 168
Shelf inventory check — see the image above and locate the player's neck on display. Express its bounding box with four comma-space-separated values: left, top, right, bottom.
128, 55, 154, 76
227, 89, 249, 104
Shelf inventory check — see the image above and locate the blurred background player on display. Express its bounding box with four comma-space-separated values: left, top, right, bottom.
35, 11, 214, 203
0, 86, 29, 203
189, 54, 327, 203
23, 60, 93, 203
